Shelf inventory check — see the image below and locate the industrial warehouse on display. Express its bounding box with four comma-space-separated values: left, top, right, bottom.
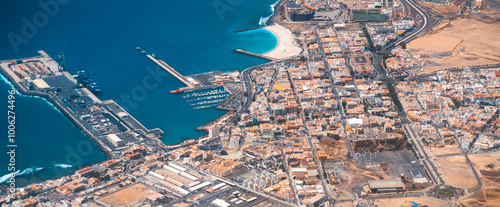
94, 161, 267, 207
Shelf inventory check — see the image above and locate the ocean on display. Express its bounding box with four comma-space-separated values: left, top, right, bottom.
0, 0, 278, 187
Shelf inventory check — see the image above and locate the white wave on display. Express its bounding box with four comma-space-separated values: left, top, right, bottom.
54, 164, 73, 168
0, 166, 47, 183
0, 73, 59, 113
259, 0, 280, 26
18, 167, 45, 176
0, 170, 19, 184
18, 168, 34, 176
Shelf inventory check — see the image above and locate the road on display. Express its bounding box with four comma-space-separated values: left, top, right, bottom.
280, 147, 301, 205
380, 0, 438, 54
403, 124, 445, 187
312, 26, 355, 159
307, 25, 358, 203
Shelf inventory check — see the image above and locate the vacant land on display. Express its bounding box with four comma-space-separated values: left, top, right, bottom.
425, 143, 462, 157
98, 183, 158, 206
407, 18, 500, 73
433, 155, 478, 189
335, 161, 383, 200
320, 139, 349, 160
418, 0, 459, 15
334, 201, 356, 207
460, 152, 500, 207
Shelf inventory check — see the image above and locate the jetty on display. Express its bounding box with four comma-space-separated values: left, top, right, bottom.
234, 26, 264, 33
145, 54, 195, 88
235, 49, 278, 61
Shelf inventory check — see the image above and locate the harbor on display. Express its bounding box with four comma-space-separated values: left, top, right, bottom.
0, 50, 248, 159
0, 51, 165, 159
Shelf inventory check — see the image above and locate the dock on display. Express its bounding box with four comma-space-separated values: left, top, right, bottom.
145, 54, 195, 88
0, 51, 165, 159
234, 49, 278, 61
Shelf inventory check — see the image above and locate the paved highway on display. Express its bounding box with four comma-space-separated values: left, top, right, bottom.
380, 0, 436, 54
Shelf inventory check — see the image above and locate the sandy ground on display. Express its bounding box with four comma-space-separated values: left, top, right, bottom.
334, 161, 387, 200
321, 139, 350, 160
263, 24, 302, 60
374, 196, 449, 207
433, 155, 478, 189
426, 144, 462, 157
335, 201, 357, 207
468, 152, 500, 172
459, 152, 500, 206
98, 183, 158, 206
419, 0, 459, 15
407, 18, 500, 73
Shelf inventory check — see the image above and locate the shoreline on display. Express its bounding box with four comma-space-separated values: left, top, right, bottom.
0, 0, 294, 188
262, 23, 302, 60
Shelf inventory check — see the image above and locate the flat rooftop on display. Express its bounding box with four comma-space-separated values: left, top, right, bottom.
368, 179, 404, 189
155, 169, 193, 186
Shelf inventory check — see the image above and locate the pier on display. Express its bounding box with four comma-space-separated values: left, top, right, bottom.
145, 54, 195, 88
234, 49, 278, 61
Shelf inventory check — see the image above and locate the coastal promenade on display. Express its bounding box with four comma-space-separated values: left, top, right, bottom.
0, 51, 164, 159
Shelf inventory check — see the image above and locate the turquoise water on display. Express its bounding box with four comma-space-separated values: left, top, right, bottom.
0, 0, 278, 186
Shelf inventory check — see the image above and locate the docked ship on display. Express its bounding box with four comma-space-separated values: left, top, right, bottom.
170, 89, 183, 94
74, 69, 101, 95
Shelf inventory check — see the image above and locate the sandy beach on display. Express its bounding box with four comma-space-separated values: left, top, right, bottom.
263, 24, 302, 59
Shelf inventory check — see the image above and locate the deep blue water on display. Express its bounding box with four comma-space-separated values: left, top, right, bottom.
0, 0, 277, 186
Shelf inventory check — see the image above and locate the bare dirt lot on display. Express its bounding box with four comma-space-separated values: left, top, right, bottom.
334, 200, 357, 207
426, 143, 462, 157
374, 196, 449, 207
459, 152, 500, 207
98, 183, 158, 206
418, 0, 459, 15
320, 139, 350, 160
334, 161, 383, 200
407, 18, 500, 73
433, 155, 478, 189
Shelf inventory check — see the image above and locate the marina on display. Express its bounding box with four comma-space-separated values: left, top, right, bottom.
139, 49, 245, 110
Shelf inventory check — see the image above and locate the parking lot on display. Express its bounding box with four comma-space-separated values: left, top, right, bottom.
199, 187, 267, 207
356, 150, 425, 179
